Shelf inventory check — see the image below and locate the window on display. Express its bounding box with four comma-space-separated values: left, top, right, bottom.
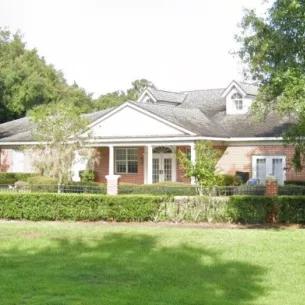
115, 148, 138, 174
252, 156, 286, 185
231, 93, 243, 110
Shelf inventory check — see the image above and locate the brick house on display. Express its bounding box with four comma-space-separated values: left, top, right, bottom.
0, 80, 301, 185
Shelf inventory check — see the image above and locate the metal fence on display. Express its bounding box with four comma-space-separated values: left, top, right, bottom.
1, 183, 305, 196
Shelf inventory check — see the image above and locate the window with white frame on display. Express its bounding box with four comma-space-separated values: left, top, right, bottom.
115, 148, 138, 174
252, 155, 286, 185
231, 93, 243, 111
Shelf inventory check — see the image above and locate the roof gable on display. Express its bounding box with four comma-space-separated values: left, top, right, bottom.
87, 102, 194, 137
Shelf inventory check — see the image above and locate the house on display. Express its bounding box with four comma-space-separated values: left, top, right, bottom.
0, 80, 302, 185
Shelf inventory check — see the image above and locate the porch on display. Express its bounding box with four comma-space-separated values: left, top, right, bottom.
91, 144, 196, 185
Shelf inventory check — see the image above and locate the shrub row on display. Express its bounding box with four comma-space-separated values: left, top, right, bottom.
1, 193, 305, 223
0, 193, 165, 221
284, 180, 305, 186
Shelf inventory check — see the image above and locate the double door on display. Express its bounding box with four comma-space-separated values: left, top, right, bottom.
152, 155, 174, 183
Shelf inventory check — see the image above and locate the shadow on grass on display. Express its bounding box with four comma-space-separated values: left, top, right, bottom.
1, 232, 267, 305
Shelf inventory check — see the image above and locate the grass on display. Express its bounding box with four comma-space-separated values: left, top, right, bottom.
0, 222, 305, 305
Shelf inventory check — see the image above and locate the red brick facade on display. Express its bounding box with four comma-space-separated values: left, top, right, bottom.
216, 145, 305, 181
2, 144, 305, 185
94, 147, 145, 184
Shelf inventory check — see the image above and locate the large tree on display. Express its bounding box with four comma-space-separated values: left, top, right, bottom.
236, 0, 305, 168
0, 28, 93, 123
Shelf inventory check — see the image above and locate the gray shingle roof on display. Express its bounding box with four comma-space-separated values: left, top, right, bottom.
236, 82, 259, 96
0, 81, 290, 142
147, 87, 187, 104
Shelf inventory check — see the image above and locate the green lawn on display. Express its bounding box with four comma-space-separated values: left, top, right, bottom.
0, 222, 305, 305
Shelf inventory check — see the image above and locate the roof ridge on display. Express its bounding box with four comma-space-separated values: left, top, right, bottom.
148, 87, 188, 95
237, 81, 259, 87
180, 88, 225, 93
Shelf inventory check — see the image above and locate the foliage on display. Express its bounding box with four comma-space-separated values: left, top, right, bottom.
236, 1, 305, 169
278, 196, 305, 223
94, 79, 155, 110
177, 141, 222, 194
27, 102, 97, 184
155, 196, 229, 223
284, 180, 305, 186
0, 28, 94, 123
119, 183, 197, 196
0, 172, 38, 184
79, 170, 95, 182
0, 193, 165, 221
226, 196, 275, 223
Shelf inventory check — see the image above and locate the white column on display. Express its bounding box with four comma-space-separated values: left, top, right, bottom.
147, 145, 153, 184
109, 145, 114, 175
190, 143, 196, 185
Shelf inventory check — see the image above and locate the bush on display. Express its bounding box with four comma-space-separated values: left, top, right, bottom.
79, 170, 95, 182
119, 183, 197, 196
0, 193, 166, 221
284, 180, 305, 186
155, 196, 229, 222
226, 196, 275, 223
278, 185, 305, 195
278, 196, 305, 223
27, 176, 58, 185
0, 172, 38, 184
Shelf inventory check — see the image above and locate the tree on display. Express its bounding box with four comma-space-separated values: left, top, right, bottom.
177, 141, 222, 195
236, 0, 305, 169
0, 28, 94, 123
94, 79, 155, 111
27, 103, 97, 186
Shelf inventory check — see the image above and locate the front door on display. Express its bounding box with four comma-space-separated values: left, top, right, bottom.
152, 155, 174, 183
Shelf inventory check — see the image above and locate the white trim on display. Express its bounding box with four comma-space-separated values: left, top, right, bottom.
137, 89, 157, 103
0, 136, 286, 147
221, 80, 247, 98
86, 102, 196, 136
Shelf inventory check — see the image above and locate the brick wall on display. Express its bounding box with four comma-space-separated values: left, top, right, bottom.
216, 145, 305, 180
94, 147, 144, 184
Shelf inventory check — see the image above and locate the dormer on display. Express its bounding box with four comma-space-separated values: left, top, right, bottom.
137, 89, 157, 104
137, 87, 187, 106
221, 81, 257, 115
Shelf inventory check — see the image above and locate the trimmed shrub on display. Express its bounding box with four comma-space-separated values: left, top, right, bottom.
278, 196, 305, 223
27, 176, 57, 184
284, 180, 305, 186
226, 195, 275, 223
0, 193, 166, 221
0, 172, 38, 184
278, 185, 305, 195
119, 183, 197, 196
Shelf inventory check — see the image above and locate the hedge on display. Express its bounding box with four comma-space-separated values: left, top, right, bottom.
284, 180, 305, 186
0, 193, 166, 221
0, 173, 38, 184
226, 196, 275, 223
278, 196, 305, 223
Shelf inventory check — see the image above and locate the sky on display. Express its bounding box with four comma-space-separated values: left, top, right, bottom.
0, 0, 270, 97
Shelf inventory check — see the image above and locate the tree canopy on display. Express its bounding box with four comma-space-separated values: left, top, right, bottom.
0, 28, 154, 123
236, 0, 305, 116
236, 0, 305, 169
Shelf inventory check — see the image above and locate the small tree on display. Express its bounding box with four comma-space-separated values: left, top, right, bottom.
27, 102, 98, 188
177, 141, 222, 195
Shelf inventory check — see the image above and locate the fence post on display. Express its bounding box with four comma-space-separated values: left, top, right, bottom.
265, 177, 278, 223
105, 175, 120, 195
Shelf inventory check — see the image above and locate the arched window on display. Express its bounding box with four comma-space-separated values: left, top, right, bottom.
231, 93, 243, 111
153, 146, 173, 153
